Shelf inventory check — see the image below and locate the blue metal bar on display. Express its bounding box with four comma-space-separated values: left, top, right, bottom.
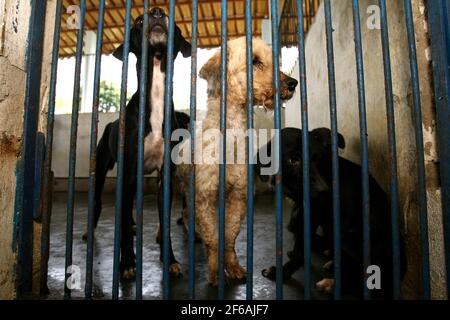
351, 0, 371, 300
427, 0, 450, 298
85, 0, 106, 299
162, 0, 177, 300
64, 0, 86, 299
40, 0, 63, 296
112, 0, 132, 300
15, 0, 47, 298
296, 0, 311, 300
188, 0, 199, 300
136, 1, 150, 301
271, 0, 283, 301
324, 0, 341, 300
218, 0, 228, 300
245, 0, 254, 301
33, 133, 45, 222
379, 0, 401, 300
404, 0, 431, 300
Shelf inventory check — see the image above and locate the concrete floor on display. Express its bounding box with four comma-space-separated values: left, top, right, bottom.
47, 192, 330, 300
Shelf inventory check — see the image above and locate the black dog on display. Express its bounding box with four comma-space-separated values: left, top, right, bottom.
92, 7, 191, 279
257, 127, 406, 299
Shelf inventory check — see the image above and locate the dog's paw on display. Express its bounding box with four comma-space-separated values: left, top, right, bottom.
261, 266, 276, 280
82, 230, 95, 241
226, 264, 246, 281
315, 278, 335, 294
208, 273, 218, 287
121, 267, 136, 280
169, 263, 183, 277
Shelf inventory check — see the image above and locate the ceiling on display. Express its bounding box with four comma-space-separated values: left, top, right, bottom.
59, 0, 320, 58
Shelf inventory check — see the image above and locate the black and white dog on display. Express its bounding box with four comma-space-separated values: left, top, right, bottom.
91, 7, 191, 279
256, 127, 407, 299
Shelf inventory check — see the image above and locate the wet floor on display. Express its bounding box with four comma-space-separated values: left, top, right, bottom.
46, 191, 331, 300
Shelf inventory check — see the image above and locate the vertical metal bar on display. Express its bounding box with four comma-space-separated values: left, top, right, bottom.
379, 0, 401, 300
136, 0, 150, 301
41, 0, 63, 296
271, 0, 283, 301
324, 0, 341, 300
15, 0, 47, 298
188, 0, 199, 300
33, 135, 44, 220
64, 0, 86, 299
404, 0, 431, 300
295, 0, 311, 300
85, 0, 106, 299
245, 0, 254, 301
218, 0, 228, 300
351, 0, 371, 300
112, 0, 132, 300
163, 0, 177, 300
427, 0, 450, 299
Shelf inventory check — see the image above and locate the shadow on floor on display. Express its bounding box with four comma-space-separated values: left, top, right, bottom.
46, 192, 331, 300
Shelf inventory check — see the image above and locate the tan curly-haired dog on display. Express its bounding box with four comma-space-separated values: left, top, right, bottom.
177, 37, 298, 285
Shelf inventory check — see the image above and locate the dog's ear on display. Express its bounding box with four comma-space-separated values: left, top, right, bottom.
113, 16, 143, 61
174, 26, 192, 58
199, 51, 221, 80
113, 44, 125, 61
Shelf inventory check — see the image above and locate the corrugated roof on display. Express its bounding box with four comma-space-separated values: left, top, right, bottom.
60, 0, 318, 58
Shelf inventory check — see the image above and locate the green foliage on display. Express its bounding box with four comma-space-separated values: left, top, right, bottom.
99, 81, 120, 113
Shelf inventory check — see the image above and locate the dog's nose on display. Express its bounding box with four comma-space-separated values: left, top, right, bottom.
287, 77, 298, 91
150, 7, 164, 18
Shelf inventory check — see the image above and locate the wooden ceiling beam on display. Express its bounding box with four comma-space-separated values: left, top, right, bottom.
61, 14, 269, 32
59, 31, 270, 49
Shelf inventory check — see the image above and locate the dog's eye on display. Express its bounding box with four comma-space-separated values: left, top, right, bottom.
253, 57, 263, 69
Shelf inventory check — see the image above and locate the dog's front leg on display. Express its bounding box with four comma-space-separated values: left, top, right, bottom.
157, 175, 182, 276
120, 182, 137, 280
262, 219, 305, 281
195, 192, 219, 286
224, 189, 246, 282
